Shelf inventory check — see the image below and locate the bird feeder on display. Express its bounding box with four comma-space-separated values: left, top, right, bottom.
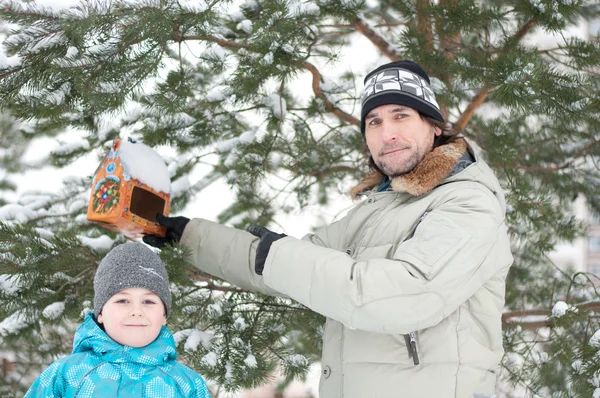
86, 138, 171, 238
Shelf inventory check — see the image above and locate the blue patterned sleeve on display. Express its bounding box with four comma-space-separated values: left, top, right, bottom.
192, 374, 211, 398
24, 361, 63, 398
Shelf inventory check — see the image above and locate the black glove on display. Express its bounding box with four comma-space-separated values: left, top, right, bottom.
143, 214, 190, 248
248, 226, 286, 275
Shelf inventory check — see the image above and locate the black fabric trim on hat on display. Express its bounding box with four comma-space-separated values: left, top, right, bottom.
362, 91, 444, 122
360, 92, 445, 134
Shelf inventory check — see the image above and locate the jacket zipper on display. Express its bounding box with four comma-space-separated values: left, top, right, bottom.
404, 332, 420, 365
401, 211, 427, 366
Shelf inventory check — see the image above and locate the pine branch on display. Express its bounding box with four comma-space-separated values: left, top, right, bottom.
416, 0, 434, 53
502, 301, 600, 330
301, 61, 360, 126
455, 18, 537, 130
352, 17, 400, 61
175, 33, 358, 127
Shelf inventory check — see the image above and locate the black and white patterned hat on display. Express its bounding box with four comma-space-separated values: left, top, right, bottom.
361, 60, 444, 135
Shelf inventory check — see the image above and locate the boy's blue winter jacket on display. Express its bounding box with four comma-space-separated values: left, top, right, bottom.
25, 313, 211, 397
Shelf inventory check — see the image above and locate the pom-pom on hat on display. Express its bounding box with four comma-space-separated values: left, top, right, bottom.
360, 60, 444, 136
93, 242, 171, 318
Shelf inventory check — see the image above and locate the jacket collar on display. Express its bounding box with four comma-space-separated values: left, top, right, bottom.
72, 312, 177, 365
350, 138, 468, 198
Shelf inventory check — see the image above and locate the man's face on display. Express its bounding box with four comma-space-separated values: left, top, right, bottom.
97, 287, 166, 348
364, 104, 442, 178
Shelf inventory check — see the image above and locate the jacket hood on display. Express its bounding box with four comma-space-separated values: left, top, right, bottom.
72, 312, 177, 365
349, 137, 505, 211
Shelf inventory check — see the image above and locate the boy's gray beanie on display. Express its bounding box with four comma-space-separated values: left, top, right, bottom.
93, 242, 171, 318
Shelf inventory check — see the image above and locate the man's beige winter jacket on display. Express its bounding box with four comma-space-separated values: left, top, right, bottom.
181, 138, 513, 398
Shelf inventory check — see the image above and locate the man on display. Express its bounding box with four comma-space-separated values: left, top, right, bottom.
144, 60, 513, 398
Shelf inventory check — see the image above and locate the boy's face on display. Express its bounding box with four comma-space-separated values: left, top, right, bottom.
97, 287, 167, 348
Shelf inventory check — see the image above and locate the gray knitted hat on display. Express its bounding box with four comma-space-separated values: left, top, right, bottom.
93, 242, 171, 318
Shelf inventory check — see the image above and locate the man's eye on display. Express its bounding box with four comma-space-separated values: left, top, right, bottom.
368, 119, 380, 125
396, 113, 408, 119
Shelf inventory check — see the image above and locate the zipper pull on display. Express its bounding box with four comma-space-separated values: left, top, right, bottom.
409, 332, 420, 365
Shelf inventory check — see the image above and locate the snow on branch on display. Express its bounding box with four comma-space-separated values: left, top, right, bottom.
502, 300, 600, 331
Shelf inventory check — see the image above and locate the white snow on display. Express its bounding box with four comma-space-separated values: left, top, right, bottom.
42, 302, 65, 320
0, 275, 20, 296
0, 53, 22, 69
51, 139, 90, 155
205, 46, 227, 62
178, 0, 208, 12
171, 176, 191, 198
65, 46, 78, 58
206, 87, 227, 102
184, 329, 213, 352
289, 1, 320, 17
77, 235, 114, 252
0, 204, 38, 223
234, 316, 247, 330
0, 311, 31, 336
286, 354, 308, 366
590, 329, 600, 348
201, 351, 218, 367
238, 130, 255, 144
119, 140, 171, 193
266, 94, 287, 119
225, 361, 233, 380
551, 301, 570, 317
68, 199, 87, 213
261, 52, 274, 66
236, 20, 253, 34
244, 354, 257, 368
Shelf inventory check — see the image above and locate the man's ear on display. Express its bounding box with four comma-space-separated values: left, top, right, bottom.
434, 126, 443, 137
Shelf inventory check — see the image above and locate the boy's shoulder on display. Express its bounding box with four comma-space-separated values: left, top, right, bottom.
161, 360, 211, 394
49, 349, 104, 373
162, 359, 202, 379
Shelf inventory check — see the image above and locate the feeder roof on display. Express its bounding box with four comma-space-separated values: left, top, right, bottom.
119, 140, 171, 194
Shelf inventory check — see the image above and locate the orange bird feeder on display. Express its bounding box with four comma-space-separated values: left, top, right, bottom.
86, 138, 171, 239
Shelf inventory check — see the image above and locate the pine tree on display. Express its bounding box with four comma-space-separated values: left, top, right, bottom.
0, 0, 599, 396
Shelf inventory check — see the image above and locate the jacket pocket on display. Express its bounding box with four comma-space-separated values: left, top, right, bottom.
393, 215, 470, 280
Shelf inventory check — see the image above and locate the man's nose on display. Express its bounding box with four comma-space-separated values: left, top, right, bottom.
381, 121, 398, 142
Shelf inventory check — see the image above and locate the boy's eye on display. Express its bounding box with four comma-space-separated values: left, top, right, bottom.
143, 300, 156, 305
115, 299, 128, 304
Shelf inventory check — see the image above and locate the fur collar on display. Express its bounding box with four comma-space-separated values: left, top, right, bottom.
349, 138, 468, 199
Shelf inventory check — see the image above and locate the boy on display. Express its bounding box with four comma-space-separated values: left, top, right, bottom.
25, 242, 211, 397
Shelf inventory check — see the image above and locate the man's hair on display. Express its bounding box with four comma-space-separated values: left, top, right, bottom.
364, 113, 460, 174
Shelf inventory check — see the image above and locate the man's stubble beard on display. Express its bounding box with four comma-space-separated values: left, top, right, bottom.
374, 150, 421, 178
375, 139, 434, 178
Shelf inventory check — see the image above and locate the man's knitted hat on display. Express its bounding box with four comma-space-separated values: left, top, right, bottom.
93, 242, 171, 318
361, 60, 444, 136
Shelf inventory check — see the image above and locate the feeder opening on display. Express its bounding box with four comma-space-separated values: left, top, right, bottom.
130, 186, 166, 222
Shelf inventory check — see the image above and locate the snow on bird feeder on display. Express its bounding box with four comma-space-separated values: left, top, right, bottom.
86, 138, 171, 238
